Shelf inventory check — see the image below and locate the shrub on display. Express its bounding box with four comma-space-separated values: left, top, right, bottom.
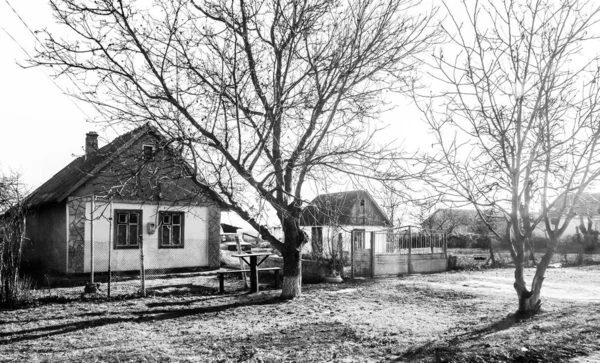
470, 235, 491, 249
448, 235, 468, 248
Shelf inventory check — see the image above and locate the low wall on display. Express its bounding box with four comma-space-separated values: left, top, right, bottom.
374, 254, 409, 276
373, 253, 448, 276
410, 253, 448, 274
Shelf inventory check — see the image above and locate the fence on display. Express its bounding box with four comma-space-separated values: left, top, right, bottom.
22, 238, 223, 299
352, 227, 448, 278
376, 228, 447, 255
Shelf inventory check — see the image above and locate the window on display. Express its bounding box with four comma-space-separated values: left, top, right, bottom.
143, 145, 155, 161
114, 210, 142, 249
311, 227, 323, 256
159, 211, 184, 248
352, 229, 366, 249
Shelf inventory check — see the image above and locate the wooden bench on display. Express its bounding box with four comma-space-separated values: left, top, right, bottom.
217, 267, 281, 293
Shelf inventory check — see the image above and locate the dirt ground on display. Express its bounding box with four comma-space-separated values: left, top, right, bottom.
1, 264, 599, 363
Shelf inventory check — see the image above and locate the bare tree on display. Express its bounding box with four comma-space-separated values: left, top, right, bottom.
417, 0, 600, 314
373, 185, 408, 228
419, 206, 474, 234
0, 170, 28, 306
33, 0, 438, 297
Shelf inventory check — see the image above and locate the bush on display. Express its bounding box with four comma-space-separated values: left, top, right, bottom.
448, 236, 468, 248
531, 236, 548, 250
470, 235, 491, 249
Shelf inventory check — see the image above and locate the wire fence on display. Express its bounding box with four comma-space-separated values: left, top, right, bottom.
22, 239, 228, 298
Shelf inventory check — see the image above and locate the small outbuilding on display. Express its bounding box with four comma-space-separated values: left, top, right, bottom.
299, 190, 391, 260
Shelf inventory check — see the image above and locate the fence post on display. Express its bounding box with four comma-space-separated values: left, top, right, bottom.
350, 231, 355, 279
370, 232, 375, 278
430, 233, 434, 254
90, 195, 95, 284
443, 232, 448, 258
140, 237, 146, 297
107, 201, 112, 298
408, 226, 412, 274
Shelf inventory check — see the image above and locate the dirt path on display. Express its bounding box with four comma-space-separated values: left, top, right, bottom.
399, 265, 600, 303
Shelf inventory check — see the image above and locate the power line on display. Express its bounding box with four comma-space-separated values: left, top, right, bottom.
0, 24, 94, 120
3, 0, 106, 122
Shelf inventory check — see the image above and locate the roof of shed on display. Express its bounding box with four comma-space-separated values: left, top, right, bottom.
300, 190, 391, 226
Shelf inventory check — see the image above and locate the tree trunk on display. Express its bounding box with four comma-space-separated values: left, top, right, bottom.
487, 239, 496, 267
514, 246, 555, 315
279, 216, 306, 299
526, 238, 538, 266
281, 245, 302, 298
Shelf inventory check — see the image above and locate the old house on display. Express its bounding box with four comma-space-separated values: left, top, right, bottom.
23, 124, 223, 275
548, 192, 600, 234
299, 190, 391, 259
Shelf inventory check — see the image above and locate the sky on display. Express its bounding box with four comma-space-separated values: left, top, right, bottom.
0, 0, 430, 194
0, 0, 104, 190
0, 0, 432, 209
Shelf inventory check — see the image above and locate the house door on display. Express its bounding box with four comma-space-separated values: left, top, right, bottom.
351, 229, 372, 278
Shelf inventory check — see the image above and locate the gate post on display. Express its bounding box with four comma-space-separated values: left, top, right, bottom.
350, 230, 355, 280
443, 232, 448, 258
408, 226, 412, 274
370, 231, 375, 278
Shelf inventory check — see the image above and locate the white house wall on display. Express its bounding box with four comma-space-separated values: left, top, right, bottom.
81, 201, 209, 273
301, 225, 387, 257
533, 216, 600, 239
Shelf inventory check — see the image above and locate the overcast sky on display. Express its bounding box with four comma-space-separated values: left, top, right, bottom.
0, 0, 429, 196
1, 0, 102, 189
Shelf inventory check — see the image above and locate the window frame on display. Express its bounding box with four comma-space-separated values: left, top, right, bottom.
158, 211, 185, 249
113, 209, 143, 249
352, 229, 366, 250
142, 144, 155, 161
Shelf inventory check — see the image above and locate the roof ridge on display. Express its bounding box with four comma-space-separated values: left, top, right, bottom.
23, 124, 152, 208
56, 125, 150, 202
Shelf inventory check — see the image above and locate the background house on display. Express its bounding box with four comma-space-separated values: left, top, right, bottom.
23, 125, 223, 275
542, 192, 600, 237
421, 208, 479, 234
300, 190, 391, 259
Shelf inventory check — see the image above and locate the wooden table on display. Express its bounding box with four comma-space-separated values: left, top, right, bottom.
232, 252, 272, 293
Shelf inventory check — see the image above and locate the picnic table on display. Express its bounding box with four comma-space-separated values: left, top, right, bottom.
230, 252, 274, 293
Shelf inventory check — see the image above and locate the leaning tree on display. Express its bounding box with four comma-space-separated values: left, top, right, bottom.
33, 0, 438, 297
417, 0, 600, 314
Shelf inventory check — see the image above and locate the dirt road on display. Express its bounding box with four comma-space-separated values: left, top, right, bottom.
402, 265, 600, 303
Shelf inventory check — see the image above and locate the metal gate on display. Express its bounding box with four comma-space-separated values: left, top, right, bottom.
351, 230, 373, 278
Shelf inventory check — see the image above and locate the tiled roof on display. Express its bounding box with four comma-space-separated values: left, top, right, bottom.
24, 125, 151, 208
551, 192, 600, 216
300, 190, 391, 226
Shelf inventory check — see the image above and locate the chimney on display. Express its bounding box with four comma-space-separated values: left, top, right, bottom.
85, 132, 99, 158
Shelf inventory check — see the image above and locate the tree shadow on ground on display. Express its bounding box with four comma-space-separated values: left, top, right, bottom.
144, 294, 225, 308
397, 313, 522, 361
145, 283, 218, 296
0, 295, 284, 345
